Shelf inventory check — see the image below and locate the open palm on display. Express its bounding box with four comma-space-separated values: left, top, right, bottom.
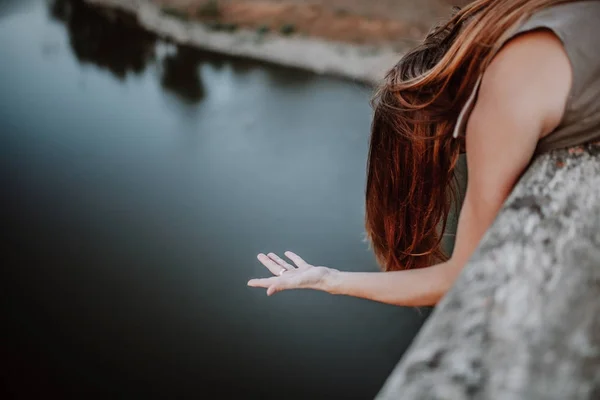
247, 251, 336, 296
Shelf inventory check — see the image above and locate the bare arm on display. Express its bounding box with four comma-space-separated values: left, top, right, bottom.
249, 30, 571, 306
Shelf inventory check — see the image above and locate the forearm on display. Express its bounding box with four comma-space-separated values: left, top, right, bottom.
322, 260, 460, 307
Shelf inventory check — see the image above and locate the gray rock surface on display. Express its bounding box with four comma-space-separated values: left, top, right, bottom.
377, 143, 600, 400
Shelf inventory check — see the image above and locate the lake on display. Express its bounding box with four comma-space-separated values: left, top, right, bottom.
1, 1, 431, 398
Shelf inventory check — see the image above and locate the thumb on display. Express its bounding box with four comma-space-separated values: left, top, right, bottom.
266, 285, 281, 296
267, 279, 294, 296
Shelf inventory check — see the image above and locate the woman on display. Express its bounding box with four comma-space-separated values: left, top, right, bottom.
248, 0, 600, 306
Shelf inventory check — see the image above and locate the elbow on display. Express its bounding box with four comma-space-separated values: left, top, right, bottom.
436, 258, 464, 300
413, 260, 463, 307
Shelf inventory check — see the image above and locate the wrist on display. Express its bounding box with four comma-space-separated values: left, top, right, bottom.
321, 268, 342, 294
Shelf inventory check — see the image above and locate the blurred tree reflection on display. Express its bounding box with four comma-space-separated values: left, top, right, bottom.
264, 64, 317, 89
161, 46, 205, 104
48, 0, 155, 79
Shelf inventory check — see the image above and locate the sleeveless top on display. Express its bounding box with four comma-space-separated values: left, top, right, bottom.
452, 1, 600, 154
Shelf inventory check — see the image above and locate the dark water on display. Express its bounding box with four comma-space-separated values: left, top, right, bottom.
1, 1, 431, 398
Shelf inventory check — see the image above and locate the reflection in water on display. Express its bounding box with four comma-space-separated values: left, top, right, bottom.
161, 45, 205, 104
49, 0, 156, 79
264, 63, 328, 89
46, 0, 330, 105
49, 0, 207, 104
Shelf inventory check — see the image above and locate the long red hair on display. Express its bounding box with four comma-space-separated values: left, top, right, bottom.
365, 0, 582, 271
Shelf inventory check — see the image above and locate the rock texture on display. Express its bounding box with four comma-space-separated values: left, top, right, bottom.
377, 143, 600, 400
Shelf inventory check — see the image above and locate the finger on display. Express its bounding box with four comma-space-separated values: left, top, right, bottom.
267, 285, 280, 296
267, 280, 294, 296
257, 253, 288, 276
247, 277, 278, 288
267, 253, 295, 270
284, 251, 310, 268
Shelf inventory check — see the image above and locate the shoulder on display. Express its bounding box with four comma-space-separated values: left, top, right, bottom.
464, 31, 572, 201
474, 29, 572, 137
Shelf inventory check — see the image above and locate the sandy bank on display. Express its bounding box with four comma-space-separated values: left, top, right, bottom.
85, 0, 404, 85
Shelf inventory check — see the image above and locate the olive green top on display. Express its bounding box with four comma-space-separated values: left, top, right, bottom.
453, 1, 600, 154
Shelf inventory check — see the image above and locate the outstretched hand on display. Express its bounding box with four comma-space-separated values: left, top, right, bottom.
247, 251, 337, 296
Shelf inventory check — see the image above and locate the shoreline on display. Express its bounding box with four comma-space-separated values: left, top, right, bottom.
84, 0, 404, 85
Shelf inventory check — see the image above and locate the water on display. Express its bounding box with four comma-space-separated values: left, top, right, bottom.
1, 1, 431, 398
